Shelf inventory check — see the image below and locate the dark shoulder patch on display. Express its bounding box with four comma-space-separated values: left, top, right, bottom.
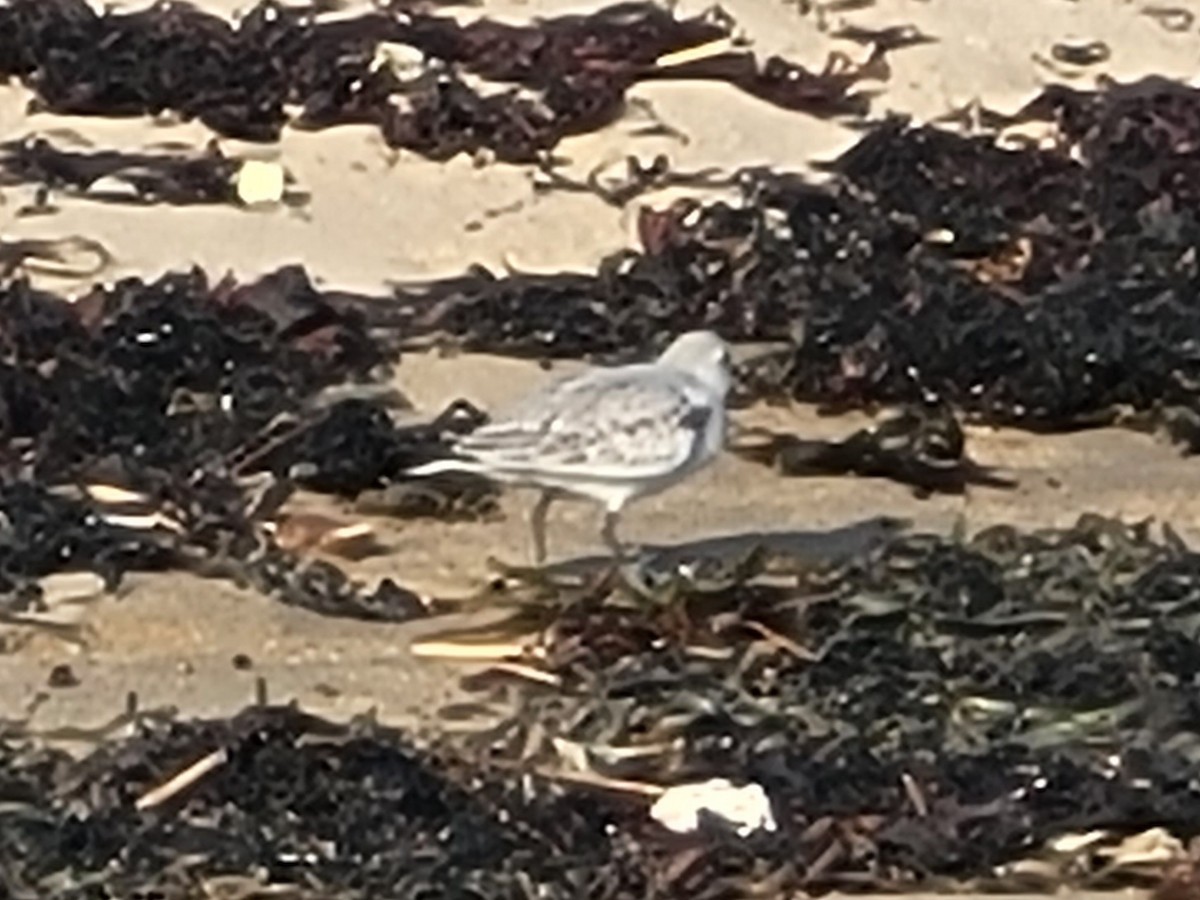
679, 403, 712, 432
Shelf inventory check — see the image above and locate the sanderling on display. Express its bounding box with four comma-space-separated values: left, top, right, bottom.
406, 331, 733, 563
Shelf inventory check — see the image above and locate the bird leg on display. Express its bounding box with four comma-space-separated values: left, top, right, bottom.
530, 489, 555, 565
601, 510, 627, 560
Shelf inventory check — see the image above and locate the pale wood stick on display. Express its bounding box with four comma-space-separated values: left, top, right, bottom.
135, 747, 229, 811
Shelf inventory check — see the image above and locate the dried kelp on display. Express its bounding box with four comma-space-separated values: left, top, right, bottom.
829, 24, 937, 51
0, 263, 488, 495
0, 235, 112, 280
0, 265, 492, 621
0, 265, 381, 479
0, 481, 171, 610
1142, 6, 1195, 33
1049, 40, 1111, 68
0, 0, 884, 163
246, 395, 491, 509
732, 404, 1016, 496
8, 520, 1200, 895
449, 514, 1200, 892
533, 153, 737, 208
0, 705, 654, 900
91, 468, 431, 622
380, 76, 1200, 451
0, 135, 298, 208
0, 136, 236, 205
1156, 840, 1200, 900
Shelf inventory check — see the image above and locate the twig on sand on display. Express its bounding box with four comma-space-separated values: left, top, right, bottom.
524, 765, 667, 798
135, 747, 229, 811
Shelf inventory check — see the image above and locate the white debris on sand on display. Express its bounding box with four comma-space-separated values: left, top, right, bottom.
650, 778, 777, 838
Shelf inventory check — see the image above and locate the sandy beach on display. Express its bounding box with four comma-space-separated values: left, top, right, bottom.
2, 1, 1200, 893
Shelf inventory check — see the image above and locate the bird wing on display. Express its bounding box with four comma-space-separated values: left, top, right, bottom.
453, 365, 718, 482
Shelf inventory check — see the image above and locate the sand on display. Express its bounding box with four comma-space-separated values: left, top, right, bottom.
2, 0, 1200, 788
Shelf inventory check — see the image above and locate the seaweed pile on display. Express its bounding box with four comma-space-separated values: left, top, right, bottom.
732, 403, 1016, 496
0, 136, 290, 209
0, 264, 493, 621
0, 0, 883, 163
0, 705, 653, 900
7, 515, 1200, 897
0, 245, 1001, 615
385, 75, 1200, 450
5, 5, 1200, 450
446, 514, 1200, 892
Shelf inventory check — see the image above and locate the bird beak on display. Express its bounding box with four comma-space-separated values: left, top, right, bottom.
729, 341, 793, 367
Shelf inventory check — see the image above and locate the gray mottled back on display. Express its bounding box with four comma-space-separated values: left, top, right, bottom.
451, 333, 732, 483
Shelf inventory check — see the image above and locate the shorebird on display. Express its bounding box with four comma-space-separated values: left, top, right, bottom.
406, 331, 733, 563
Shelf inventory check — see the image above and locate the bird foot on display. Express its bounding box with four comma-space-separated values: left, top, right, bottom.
485, 555, 547, 579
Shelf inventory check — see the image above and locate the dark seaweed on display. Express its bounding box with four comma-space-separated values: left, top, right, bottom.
733, 403, 1016, 496
829, 24, 937, 51
0, 136, 244, 206
375, 76, 1200, 451
0, 0, 883, 163
0, 264, 492, 620
460, 515, 1200, 893
0, 705, 652, 900
8, 517, 1200, 896
0, 481, 171, 608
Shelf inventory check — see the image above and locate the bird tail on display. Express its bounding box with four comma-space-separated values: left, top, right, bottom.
406, 457, 485, 478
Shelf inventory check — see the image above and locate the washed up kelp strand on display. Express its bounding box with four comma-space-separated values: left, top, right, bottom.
731, 402, 1016, 496
0, 135, 305, 209
451, 514, 1200, 893
0, 265, 494, 621
380, 76, 1200, 450
0, 705, 654, 900
10, 517, 1200, 898
0, 0, 887, 163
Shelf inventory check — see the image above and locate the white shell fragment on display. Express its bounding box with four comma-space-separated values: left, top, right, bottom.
649, 778, 777, 838
83, 483, 150, 505
372, 41, 425, 78
1048, 830, 1109, 854
234, 159, 286, 207
1097, 827, 1184, 868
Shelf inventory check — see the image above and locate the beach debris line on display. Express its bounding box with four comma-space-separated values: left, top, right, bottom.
0, 704, 658, 899
8, 514, 1200, 896
0, 264, 494, 622
440, 513, 1200, 893
0, 136, 302, 210
0, 0, 889, 163
378, 74, 1200, 453
731, 403, 1017, 496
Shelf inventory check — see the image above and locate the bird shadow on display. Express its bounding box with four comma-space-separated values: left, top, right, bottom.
488, 514, 910, 583
412, 515, 912, 660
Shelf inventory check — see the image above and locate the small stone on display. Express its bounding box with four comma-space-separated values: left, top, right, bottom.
234, 159, 286, 206
47, 663, 79, 688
